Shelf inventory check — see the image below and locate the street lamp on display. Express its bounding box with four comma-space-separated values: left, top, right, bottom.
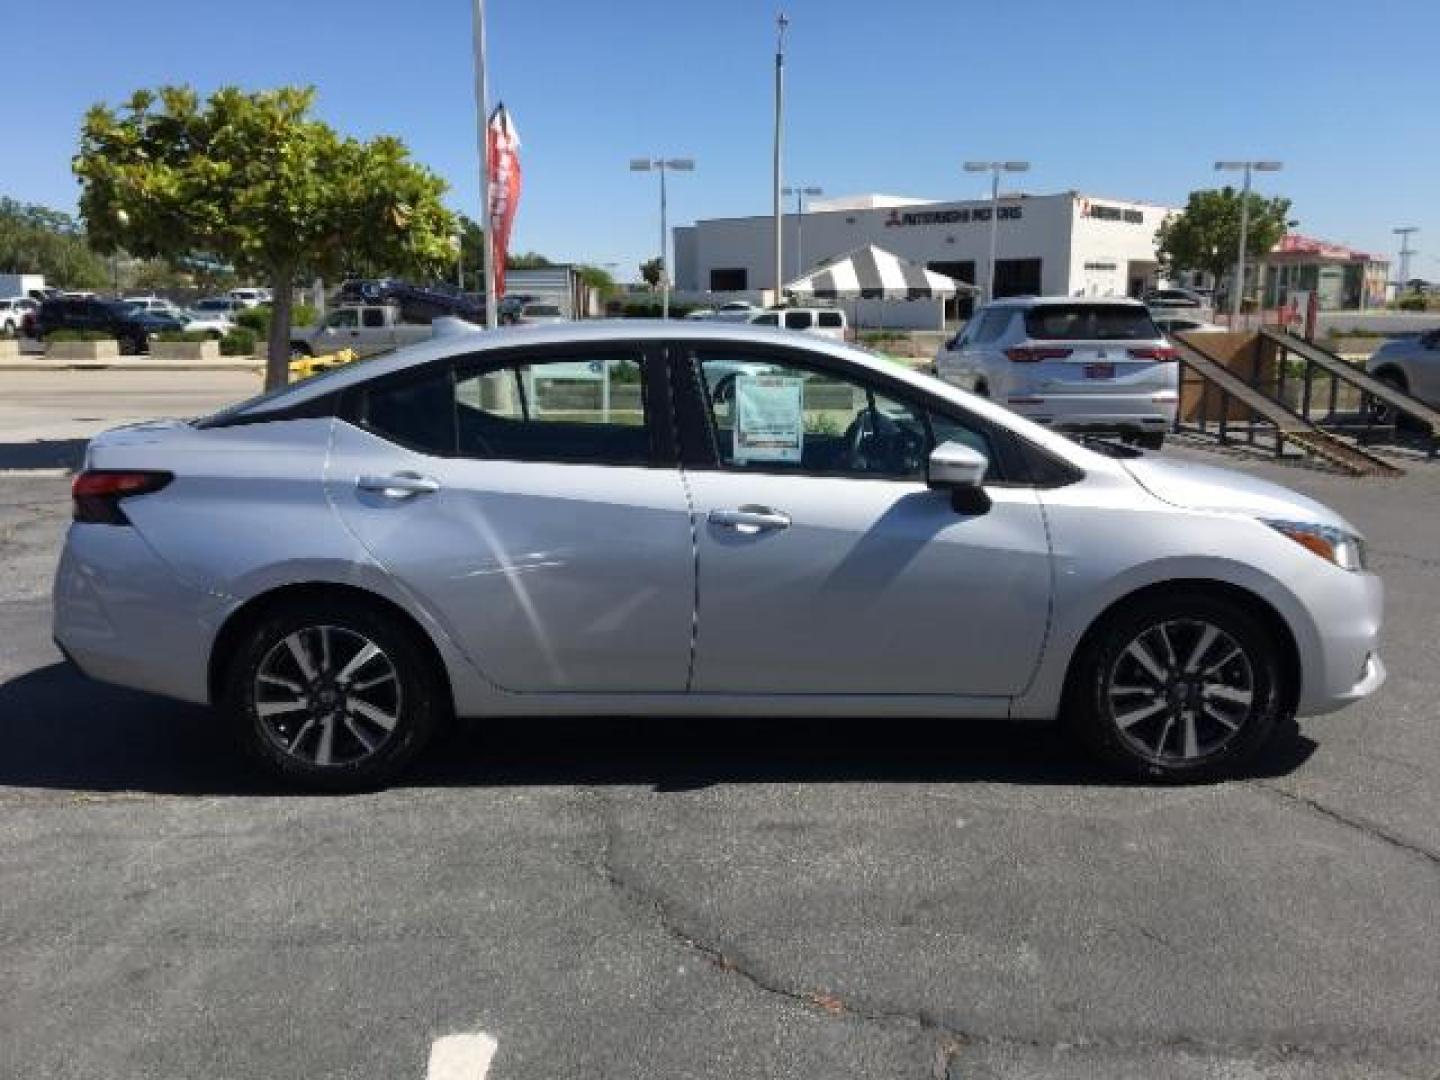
963, 161, 1029, 302
781, 185, 822, 280
1214, 160, 1283, 323
629, 157, 695, 319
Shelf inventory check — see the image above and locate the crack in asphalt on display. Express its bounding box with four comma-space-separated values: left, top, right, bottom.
583, 789, 978, 1076
582, 789, 1440, 1077
1254, 782, 1440, 869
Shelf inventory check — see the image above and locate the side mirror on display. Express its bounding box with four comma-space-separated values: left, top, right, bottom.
927, 440, 991, 514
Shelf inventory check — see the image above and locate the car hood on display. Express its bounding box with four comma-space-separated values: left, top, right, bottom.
1120, 456, 1359, 534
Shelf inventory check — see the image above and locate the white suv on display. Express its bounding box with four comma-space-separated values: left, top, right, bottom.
749, 306, 847, 341
934, 297, 1178, 448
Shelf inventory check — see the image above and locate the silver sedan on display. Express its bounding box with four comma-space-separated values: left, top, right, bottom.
54, 322, 1385, 789
1366, 327, 1440, 416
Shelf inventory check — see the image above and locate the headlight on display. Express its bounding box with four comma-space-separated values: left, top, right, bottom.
1264, 519, 1367, 571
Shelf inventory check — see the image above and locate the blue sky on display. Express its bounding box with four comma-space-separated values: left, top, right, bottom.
5, 0, 1437, 281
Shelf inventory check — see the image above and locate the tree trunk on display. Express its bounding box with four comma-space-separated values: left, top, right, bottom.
264, 268, 295, 391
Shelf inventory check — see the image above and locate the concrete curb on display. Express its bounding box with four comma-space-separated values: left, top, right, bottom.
0, 358, 265, 373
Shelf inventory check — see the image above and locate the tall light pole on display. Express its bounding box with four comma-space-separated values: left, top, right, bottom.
470, 0, 498, 328
630, 158, 695, 319
1394, 226, 1419, 291
1215, 160, 1283, 323
772, 12, 788, 304
782, 185, 822, 279
963, 161, 1029, 302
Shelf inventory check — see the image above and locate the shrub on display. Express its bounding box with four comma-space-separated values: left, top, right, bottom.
47, 329, 115, 342
235, 303, 319, 335
155, 330, 214, 343
1397, 293, 1428, 312
219, 328, 258, 356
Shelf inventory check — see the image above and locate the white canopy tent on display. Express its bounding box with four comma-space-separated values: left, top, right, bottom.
783, 244, 976, 329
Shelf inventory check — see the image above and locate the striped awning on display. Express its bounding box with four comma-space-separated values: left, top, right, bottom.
784, 244, 975, 300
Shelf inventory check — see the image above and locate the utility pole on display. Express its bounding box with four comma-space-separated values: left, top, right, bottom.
1394, 226, 1419, 291
772, 12, 788, 305
470, 0, 497, 328
1215, 160, 1282, 323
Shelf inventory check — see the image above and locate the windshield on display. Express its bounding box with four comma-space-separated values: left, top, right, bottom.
1023, 305, 1159, 341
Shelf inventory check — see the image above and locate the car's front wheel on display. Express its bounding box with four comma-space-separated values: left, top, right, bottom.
222, 599, 444, 790
1069, 593, 1289, 782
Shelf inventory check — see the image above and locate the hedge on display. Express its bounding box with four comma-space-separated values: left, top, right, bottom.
47, 329, 115, 342
220, 328, 258, 356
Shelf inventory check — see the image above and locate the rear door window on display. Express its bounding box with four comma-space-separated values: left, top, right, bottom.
1024, 305, 1159, 341
817, 311, 843, 328
969, 308, 1013, 345
361, 308, 387, 329
783, 311, 814, 330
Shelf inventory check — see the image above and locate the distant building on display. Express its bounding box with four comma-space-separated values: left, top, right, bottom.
673, 191, 1177, 320
1262, 235, 1390, 311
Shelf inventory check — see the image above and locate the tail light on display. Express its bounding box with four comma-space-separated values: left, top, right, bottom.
1127, 346, 1179, 360
72, 470, 172, 525
1005, 347, 1073, 362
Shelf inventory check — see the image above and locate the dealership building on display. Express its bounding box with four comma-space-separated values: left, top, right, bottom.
673, 190, 1177, 321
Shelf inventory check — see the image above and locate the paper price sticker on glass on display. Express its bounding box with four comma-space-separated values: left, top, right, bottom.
733, 375, 805, 464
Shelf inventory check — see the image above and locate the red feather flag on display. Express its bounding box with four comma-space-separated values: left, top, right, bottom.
487, 103, 521, 300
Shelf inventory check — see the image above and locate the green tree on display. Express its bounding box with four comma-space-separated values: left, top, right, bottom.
506, 250, 554, 270
576, 264, 617, 298
0, 197, 110, 288
639, 256, 663, 289
75, 85, 457, 388
1156, 187, 1292, 302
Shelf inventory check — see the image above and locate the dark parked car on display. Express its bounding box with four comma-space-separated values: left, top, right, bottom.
36, 298, 185, 353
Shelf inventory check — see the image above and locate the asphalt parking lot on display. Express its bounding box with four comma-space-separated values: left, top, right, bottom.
1, 374, 1437, 1079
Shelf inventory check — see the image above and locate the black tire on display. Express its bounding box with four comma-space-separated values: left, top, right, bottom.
1368, 370, 1417, 431
220, 598, 445, 791
290, 342, 312, 358
1066, 593, 1290, 783
1136, 431, 1165, 450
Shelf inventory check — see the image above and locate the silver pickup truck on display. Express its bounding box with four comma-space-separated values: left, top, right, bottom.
290, 305, 434, 358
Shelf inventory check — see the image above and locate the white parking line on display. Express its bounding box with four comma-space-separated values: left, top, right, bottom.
427, 1031, 498, 1080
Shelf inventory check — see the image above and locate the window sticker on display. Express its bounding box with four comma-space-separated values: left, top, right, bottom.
733, 375, 805, 463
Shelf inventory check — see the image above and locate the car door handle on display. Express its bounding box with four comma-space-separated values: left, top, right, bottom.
708, 506, 791, 533
356, 472, 441, 497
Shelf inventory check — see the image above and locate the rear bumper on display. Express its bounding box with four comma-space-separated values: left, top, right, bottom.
52, 524, 226, 705
1006, 394, 1177, 432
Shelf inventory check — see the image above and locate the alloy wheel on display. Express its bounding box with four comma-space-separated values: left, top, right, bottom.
253, 625, 403, 768
1104, 618, 1255, 764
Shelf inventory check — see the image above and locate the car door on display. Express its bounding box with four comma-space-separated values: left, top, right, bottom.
358, 306, 398, 356
675, 343, 1052, 697
326, 342, 696, 693
318, 308, 360, 352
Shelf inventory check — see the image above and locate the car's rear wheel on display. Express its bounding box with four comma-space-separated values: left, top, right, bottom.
1367, 370, 1415, 430
1135, 431, 1165, 450
1068, 593, 1289, 782
222, 599, 443, 790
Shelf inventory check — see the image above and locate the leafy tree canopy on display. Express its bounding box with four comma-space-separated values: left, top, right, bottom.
75, 85, 457, 387
639, 256, 663, 288
1156, 186, 1292, 288
0, 197, 109, 287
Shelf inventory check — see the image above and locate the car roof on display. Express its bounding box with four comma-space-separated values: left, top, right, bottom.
987, 295, 1147, 308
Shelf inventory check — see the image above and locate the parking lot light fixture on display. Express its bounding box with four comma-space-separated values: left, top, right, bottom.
964, 161, 1030, 303
1214, 160, 1283, 323
781, 185, 823, 280
630, 157, 695, 319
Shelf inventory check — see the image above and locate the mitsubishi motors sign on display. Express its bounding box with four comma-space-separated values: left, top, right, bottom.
883, 205, 1022, 227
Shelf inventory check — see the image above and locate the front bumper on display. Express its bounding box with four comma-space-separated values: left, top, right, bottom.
1291, 567, 1386, 717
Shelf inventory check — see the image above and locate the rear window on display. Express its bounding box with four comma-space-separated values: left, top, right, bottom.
817, 311, 843, 327
1023, 305, 1158, 341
